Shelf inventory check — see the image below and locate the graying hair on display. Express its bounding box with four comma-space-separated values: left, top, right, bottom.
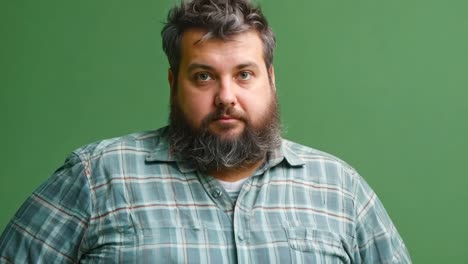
168, 94, 281, 172
161, 0, 276, 78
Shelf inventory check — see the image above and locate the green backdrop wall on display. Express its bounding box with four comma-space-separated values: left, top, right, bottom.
1, 0, 467, 262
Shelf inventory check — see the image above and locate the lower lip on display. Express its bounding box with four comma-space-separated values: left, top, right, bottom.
216, 118, 238, 124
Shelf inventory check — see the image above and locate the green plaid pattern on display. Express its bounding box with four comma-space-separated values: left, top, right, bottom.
0, 127, 411, 263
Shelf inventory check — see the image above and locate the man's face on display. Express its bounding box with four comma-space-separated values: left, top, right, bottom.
170, 29, 276, 140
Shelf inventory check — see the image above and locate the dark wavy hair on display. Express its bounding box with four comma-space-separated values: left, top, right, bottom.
161, 0, 276, 78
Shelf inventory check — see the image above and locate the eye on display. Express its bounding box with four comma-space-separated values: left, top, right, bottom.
238, 71, 253, 80
195, 72, 213, 81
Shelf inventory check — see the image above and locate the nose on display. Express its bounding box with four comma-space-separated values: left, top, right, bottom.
215, 78, 237, 107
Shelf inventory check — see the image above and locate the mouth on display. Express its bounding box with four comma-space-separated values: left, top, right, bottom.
207, 107, 246, 127
215, 116, 239, 123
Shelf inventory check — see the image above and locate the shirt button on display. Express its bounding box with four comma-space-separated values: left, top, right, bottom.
238, 234, 245, 241
212, 189, 222, 198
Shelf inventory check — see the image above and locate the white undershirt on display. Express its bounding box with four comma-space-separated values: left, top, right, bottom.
216, 177, 249, 201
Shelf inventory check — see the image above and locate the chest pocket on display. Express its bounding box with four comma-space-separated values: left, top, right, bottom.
132, 224, 235, 263
286, 227, 351, 264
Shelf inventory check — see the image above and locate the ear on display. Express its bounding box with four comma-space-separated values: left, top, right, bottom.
269, 65, 276, 90
168, 68, 175, 89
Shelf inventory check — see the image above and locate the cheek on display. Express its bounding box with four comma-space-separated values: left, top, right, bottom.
177, 90, 214, 125
241, 89, 273, 120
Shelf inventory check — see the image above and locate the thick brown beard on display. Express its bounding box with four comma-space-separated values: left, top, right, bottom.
168, 94, 281, 172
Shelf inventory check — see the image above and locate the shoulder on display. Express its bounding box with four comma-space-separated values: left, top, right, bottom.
71, 127, 168, 161
282, 139, 356, 173
54, 127, 171, 193
280, 139, 362, 190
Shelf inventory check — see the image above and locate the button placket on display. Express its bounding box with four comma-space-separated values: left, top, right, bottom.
211, 188, 222, 198
233, 177, 256, 246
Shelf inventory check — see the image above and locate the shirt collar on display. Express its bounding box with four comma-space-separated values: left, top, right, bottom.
259, 140, 305, 172
145, 127, 174, 161
144, 127, 197, 173
145, 127, 305, 173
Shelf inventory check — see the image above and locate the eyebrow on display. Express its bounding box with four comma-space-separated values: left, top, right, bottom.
236, 62, 260, 71
187, 62, 261, 72
187, 63, 214, 72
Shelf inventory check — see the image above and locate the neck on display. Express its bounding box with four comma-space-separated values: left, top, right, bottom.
209, 159, 264, 182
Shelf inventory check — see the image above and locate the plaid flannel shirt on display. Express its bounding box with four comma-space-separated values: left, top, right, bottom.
0, 127, 411, 263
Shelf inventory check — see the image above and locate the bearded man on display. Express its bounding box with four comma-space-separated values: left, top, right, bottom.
0, 0, 411, 263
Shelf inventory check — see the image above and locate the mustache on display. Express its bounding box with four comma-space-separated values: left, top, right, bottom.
202, 106, 248, 124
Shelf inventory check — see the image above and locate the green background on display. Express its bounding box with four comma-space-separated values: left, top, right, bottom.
1, 0, 467, 262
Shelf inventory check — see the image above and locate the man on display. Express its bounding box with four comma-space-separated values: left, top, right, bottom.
0, 0, 411, 263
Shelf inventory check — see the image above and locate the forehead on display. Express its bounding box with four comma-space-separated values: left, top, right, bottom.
179, 29, 265, 68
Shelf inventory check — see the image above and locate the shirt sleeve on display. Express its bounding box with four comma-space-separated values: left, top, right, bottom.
353, 174, 412, 263
0, 153, 92, 263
